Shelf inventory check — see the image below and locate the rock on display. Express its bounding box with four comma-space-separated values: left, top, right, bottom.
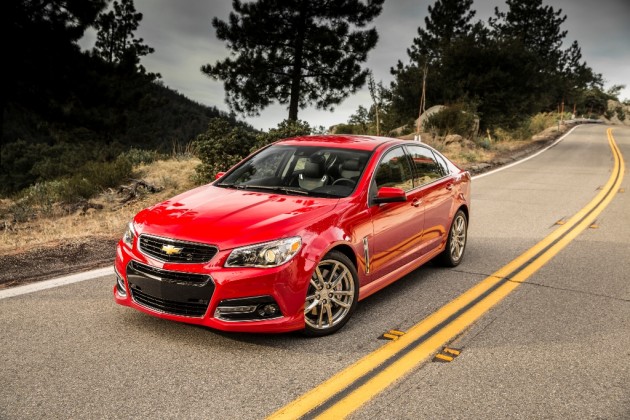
444, 134, 463, 145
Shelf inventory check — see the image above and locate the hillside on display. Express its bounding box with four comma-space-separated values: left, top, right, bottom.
1, 56, 252, 197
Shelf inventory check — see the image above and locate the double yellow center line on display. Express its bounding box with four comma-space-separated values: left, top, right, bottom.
269, 128, 625, 419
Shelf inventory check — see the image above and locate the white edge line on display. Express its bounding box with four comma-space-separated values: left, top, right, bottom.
472, 124, 580, 180
0, 124, 588, 300
0, 266, 114, 300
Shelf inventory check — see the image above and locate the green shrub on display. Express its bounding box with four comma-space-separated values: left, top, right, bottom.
83, 156, 133, 189
57, 176, 98, 203
423, 104, 477, 137
332, 123, 359, 134
615, 107, 626, 121
250, 119, 312, 152
120, 148, 162, 166
477, 137, 491, 150
8, 200, 35, 223
18, 181, 62, 216
194, 118, 258, 183
52, 156, 133, 203
528, 113, 557, 134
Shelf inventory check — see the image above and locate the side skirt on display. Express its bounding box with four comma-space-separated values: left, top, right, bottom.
357, 245, 444, 301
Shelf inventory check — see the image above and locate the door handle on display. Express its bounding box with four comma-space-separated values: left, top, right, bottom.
446, 183, 453, 191
412, 199, 422, 207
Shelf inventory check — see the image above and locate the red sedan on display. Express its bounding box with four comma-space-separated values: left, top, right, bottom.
114, 135, 471, 336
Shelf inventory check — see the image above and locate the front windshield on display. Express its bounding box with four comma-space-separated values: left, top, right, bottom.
217, 145, 372, 198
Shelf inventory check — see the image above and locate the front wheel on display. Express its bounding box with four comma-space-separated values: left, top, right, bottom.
437, 209, 468, 267
303, 251, 359, 336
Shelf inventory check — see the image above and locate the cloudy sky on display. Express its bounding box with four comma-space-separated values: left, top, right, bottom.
81, 0, 630, 130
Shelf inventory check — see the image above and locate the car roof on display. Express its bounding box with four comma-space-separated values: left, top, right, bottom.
276, 135, 405, 151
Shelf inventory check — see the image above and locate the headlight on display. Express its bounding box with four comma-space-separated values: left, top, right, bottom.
225, 237, 302, 268
122, 222, 136, 249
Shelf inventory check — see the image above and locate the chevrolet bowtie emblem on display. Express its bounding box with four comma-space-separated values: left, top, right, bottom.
161, 244, 183, 255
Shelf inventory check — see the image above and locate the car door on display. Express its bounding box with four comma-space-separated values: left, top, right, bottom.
405, 144, 454, 256
367, 146, 425, 279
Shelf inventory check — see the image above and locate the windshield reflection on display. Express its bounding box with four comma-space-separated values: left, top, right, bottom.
217, 145, 372, 198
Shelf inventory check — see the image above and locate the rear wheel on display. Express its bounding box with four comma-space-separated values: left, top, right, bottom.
303, 251, 359, 336
437, 209, 467, 267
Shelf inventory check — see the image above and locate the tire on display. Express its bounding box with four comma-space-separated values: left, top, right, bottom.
303, 250, 359, 336
437, 209, 468, 267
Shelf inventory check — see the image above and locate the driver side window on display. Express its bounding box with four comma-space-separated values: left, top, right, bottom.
374, 147, 414, 191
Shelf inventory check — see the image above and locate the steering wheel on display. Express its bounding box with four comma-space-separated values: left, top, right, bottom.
332, 178, 355, 187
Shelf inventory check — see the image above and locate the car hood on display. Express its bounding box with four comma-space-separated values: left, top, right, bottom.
134, 185, 339, 250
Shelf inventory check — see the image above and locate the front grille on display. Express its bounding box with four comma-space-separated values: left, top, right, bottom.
139, 234, 218, 263
127, 261, 214, 317
131, 288, 209, 317
129, 261, 209, 286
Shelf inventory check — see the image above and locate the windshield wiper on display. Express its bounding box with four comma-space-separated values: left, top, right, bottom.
216, 183, 310, 196
251, 185, 311, 196
216, 182, 247, 190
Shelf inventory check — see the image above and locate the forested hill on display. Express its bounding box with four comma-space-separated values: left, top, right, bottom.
0, 61, 246, 195
0, 0, 253, 197
3, 68, 239, 152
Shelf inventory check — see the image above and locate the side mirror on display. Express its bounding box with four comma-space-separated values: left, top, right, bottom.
373, 187, 407, 204
215, 172, 226, 180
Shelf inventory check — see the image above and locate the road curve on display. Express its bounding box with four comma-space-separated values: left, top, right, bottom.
347, 124, 630, 419
0, 124, 628, 419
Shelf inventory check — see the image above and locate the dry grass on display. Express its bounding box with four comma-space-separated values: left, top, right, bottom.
0, 158, 200, 254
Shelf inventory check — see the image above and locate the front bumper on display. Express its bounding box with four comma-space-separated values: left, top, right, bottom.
113, 241, 315, 333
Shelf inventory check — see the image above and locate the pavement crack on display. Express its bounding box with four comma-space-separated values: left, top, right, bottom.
450, 268, 497, 278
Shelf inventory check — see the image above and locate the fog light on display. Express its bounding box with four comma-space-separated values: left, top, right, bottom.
214, 296, 282, 321
115, 272, 127, 297
261, 304, 279, 316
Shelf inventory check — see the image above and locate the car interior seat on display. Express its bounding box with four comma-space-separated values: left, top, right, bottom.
339, 158, 362, 181
299, 155, 328, 190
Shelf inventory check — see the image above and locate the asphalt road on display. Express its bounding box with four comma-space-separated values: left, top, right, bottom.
1, 124, 628, 419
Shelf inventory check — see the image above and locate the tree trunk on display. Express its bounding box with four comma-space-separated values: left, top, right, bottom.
288, 4, 307, 121
417, 64, 428, 134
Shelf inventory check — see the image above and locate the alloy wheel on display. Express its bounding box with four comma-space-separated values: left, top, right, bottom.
304, 257, 356, 332
449, 212, 467, 263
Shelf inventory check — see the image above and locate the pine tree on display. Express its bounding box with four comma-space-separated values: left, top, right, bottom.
489, 0, 566, 65
490, 0, 598, 112
388, 0, 478, 127
408, 0, 476, 64
93, 0, 154, 72
202, 0, 384, 121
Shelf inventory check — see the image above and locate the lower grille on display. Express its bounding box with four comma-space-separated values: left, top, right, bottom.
127, 261, 214, 317
131, 287, 209, 317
